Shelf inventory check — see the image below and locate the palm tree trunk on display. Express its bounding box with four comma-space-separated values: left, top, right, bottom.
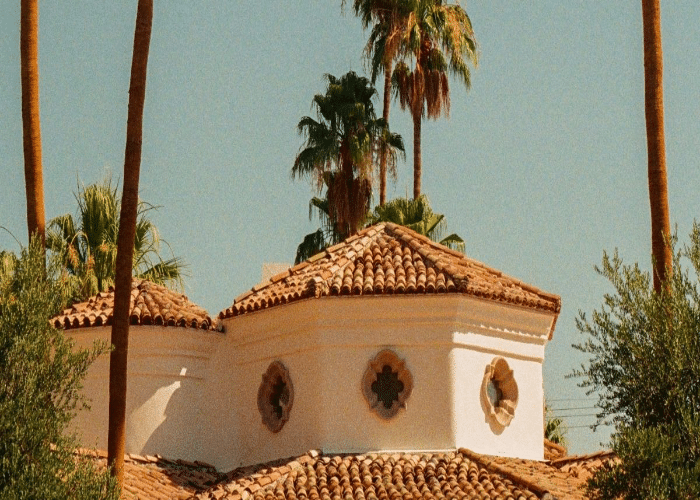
642, 0, 671, 292
379, 63, 392, 206
412, 110, 422, 200
20, 0, 45, 248
108, 0, 153, 488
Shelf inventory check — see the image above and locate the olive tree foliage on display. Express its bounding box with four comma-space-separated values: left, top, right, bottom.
0, 239, 118, 499
573, 226, 700, 499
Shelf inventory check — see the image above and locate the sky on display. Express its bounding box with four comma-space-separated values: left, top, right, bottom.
1, 2, 699, 456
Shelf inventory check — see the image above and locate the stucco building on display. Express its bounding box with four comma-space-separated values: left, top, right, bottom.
57, 223, 611, 498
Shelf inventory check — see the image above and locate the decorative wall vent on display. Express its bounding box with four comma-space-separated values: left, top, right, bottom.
257, 361, 294, 433
481, 357, 518, 427
362, 349, 413, 419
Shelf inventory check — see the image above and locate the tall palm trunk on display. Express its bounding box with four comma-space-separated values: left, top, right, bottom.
379, 63, 392, 206
642, 0, 671, 292
412, 106, 422, 200
108, 0, 153, 488
20, 0, 45, 248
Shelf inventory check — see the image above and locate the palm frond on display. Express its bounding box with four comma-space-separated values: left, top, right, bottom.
47, 178, 187, 302
293, 70, 403, 236
370, 195, 464, 253
439, 233, 465, 252
294, 229, 328, 265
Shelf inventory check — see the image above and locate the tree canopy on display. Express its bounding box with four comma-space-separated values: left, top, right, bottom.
46, 179, 186, 303
390, 0, 477, 199
0, 238, 118, 499
293, 71, 404, 237
369, 194, 464, 251
573, 226, 700, 498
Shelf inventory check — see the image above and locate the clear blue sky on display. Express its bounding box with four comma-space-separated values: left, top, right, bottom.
2, 2, 699, 455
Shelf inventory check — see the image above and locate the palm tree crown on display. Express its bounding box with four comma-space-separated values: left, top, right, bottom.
369, 194, 464, 251
293, 71, 404, 237
47, 179, 185, 302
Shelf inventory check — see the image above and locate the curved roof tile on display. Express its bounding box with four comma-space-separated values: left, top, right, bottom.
220, 223, 561, 319
191, 448, 591, 500
53, 280, 214, 331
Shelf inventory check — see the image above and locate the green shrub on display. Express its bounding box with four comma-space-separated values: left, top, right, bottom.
574, 226, 700, 499
0, 239, 118, 499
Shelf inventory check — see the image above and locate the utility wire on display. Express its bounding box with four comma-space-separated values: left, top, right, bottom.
549, 406, 597, 411
546, 397, 596, 401
554, 413, 601, 418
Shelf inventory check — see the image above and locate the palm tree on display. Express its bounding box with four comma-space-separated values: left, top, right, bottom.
642, 0, 671, 291
369, 194, 464, 251
108, 0, 153, 488
544, 404, 568, 448
47, 179, 185, 303
295, 172, 350, 264
347, 0, 409, 206
20, 0, 46, 248
392, 0, 477, 199
293, 71, 404, 237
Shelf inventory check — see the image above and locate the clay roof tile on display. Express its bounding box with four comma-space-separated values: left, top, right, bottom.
52, 280, 215, 332
219, 224, 561, 322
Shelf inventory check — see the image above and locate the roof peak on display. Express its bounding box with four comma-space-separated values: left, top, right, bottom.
221, 223, 561, 319
53, 279, 214, 331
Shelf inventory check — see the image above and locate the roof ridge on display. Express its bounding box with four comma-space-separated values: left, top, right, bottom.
458, 448, 554, 498
549, 449, 616, 466
219, 223, 561, 319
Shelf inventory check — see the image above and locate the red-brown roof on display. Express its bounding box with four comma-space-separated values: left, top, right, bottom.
82, 449, 224, 499
91, 446, 611, 499
187, 449, 592, 500
220, 223, 561, 319
549, 450, 618, 484
53, 280, 214, 331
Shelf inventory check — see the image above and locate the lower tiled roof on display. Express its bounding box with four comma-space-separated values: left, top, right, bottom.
53, 280, 214, 331
188, 449, 592, 500
220, 223, 561, 320
549, 450, 618, 483
80, 449, 225, 499
93, 446, 613, 499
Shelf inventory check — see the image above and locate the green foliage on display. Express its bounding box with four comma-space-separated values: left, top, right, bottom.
0, 239, 119, 499
390, 0, 478, 120
573, 225, 700, 498
544, 404, 568, 448
46, 178, 186, 303
369, 195, 464, 252
293, 71, 404, 236
295, 172, 362, 264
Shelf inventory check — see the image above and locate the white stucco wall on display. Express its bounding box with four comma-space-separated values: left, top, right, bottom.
211, 294, 554, 469
70, 325, 220, 461
70, 293, 555, 470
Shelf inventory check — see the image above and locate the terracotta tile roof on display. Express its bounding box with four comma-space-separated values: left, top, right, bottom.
188, 449, 593, 500
543, 439, 567, 461
88, 446, 612, 499
220, 223, 561, 319
53, 280, 214, 331
462, 448, 590, 500
549, 450, 618, 483
82, 449, 225, 499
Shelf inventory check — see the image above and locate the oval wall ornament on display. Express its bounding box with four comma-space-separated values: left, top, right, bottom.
481, 357, 519, 427
257, 361, 294, 433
